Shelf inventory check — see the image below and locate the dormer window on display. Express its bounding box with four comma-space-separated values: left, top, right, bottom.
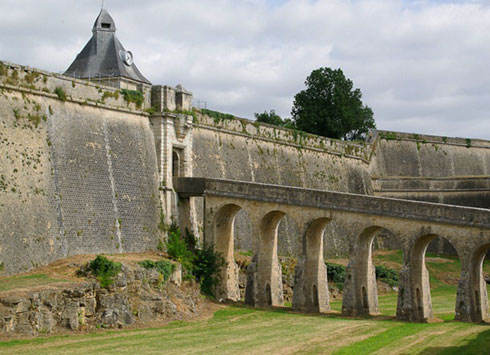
101, 23, 111, 29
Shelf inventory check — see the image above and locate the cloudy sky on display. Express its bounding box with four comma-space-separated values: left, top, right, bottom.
1, 0, 490, 139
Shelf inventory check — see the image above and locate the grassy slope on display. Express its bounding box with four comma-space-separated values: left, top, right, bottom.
1, 305, 490, 355
1, 251, 490, 354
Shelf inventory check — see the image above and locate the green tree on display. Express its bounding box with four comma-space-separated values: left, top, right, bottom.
254, 110, 296, 129
291, 67, 375, 140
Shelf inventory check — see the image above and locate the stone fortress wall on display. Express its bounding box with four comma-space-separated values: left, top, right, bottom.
0, 62, 161, 275
191, 114, 373, 255
191, 116, 490, 256
370, 131, 490, 208
1, 59, 489, 274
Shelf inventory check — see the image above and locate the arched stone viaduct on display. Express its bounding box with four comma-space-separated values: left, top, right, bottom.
175, 178, 490, 323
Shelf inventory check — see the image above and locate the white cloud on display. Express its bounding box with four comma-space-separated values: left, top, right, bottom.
1, 0, 490, 139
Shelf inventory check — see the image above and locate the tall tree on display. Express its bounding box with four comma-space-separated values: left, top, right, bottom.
291, 67, 375, 140
254, 110, 296, 129
254, 110, 284, 126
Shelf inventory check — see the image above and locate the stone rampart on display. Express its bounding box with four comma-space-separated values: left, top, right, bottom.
190, 116, 490, 255
2, 59, 489, 271
0, 62, 160, 275
192, 113, 374, 254
371, 131, 490, 208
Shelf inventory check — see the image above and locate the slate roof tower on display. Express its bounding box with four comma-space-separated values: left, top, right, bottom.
65, 8, 151, 90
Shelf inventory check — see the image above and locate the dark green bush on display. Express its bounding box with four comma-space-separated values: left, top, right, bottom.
375, 265, 398, 287
183, 228, 197, 253
326, 262, 346, 290
192, 243, 225, 296
326, 263, 398, 289
138, 259, 175, 283
165, 224, 225, 296
89, 255, 121, 288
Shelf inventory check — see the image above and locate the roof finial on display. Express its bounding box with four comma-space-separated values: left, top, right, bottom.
101, 0, 105, 9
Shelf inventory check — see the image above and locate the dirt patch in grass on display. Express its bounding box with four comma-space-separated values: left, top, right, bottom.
426, 257, 456, 264
0, 251, 172, 293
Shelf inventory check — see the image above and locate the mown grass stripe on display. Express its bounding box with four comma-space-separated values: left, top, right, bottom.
333, 323, 430, 355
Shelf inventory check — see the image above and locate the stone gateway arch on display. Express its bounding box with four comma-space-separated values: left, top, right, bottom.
175, 177, 490, 323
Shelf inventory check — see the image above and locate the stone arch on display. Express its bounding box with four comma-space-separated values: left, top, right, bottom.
293, 217, 331, 313
256, 210, 286, 307
469, 244, 490, 322
408, 234, 460, 322
343, 225, 401, 316
212, 203, 242, 301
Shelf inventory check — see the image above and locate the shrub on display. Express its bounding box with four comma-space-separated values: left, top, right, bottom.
326, 263, 346, 290
165, 224, 225, 296
102, 91, 119, 102
183, 228, 197, 253
144, 106, 158, 115
54, 87, 67, 102
326, 263, 399, 289
24, 72, 40, 84
375, 265, 398, 287
166, 223, 194, 271
89, 255, 121, 288
192, 243, 225, 296
121, 89, 144, 108
138, 259, 175, 284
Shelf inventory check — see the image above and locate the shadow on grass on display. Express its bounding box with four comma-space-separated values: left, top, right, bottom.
419, 328, 490, 355
225, 301, 399, 322
223, 301, 490, 327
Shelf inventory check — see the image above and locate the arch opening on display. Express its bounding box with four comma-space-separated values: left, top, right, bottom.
362, 287, 368, 310
411, 234, 461, 322
416, 287, 422, 319
266, 284, 272, 306
313, 285, 319, 307
351, 226, 402, 317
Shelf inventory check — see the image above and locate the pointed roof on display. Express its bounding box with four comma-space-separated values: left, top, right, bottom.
64, 9, 151, 85
93, 8, 116, 33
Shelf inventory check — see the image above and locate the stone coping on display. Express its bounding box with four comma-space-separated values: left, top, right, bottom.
174, 177, 490, 229
376, 130, 490, 149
